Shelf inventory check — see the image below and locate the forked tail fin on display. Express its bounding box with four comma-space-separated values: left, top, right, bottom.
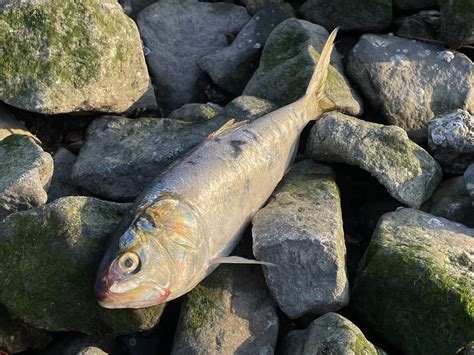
304, 28, 339, 118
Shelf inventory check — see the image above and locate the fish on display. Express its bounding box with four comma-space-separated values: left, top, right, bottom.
95, 28, 338, 309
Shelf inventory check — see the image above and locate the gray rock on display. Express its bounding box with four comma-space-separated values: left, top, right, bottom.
138, 1, 250, 113
393, 0, 437, 11
119, 0, 156, 19
0, 135, 53, 220
428, 110, 474, 174
0, 0, 150, 115
306, 112, 442, 208
347, 34, 474, 142
300, 0, 392, 32
72, 96, 276, 201
171, 261, 278, 354
240, 0, 284, 15
168, 103, 223, 122
464, 163, 474, 198
282, 313, 379, 355
422, 176, 473, 228
396, 10, 441, 42
243, 19, 363, 116
0, 104, 38, 142
0, 196, 164, 335
33, 334, 118, 355
77, 347, 108, 355
439, 0, 474, 48
123, 81, 160, 116
198, 4, 292, 96
353, 208, 474, 354
47, 148, 79, 203
252, 161, 348, 319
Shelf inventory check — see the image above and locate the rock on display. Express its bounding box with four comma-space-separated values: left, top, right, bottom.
198, 4, 292, 96
352, 208, 474, 354
168, 103, 223, 122
138, 1, 250, 113
77, 347, 108, 355
243, 19, 363, 116
171, 260, 278, 354
422, 176, 474, 228
465, 163, 474, 197
33, 334, 119, 355
47, 148, 79, 203
252, 161, 349, 319
282, 313, 380, 354
300, 0, 392, 32
0, 196, 164, 335
0, 104, 38, 142
439, 0, 474, 48
347, 34, 474, 142
72, 96, 275, 201
240, 0, 284, 15
393, 0, 437, 11
123, 81, 160, 116
0, 135, 53, 220
428, 110, 474, 174
306, 112, 442, 208
119, 0, 156, 19
0, 0, 149, 115
0, 306, 51, 353
396, 10, 441, 42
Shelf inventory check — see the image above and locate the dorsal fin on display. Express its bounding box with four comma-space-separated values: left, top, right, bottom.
206, 119, 248, 141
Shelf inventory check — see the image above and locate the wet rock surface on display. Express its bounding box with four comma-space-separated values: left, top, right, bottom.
347, 34, 473, 142
252, 161, 348, 319
306, 112, 442, 207
0, 135, 53, 220
353, 208, 474, 354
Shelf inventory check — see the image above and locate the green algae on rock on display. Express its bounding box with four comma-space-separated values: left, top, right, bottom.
352, 208, 474, 354
0, 0, 149, 114
0, 197, 164, 335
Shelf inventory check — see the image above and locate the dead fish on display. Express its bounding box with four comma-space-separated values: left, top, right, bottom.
95, 29, 338, 309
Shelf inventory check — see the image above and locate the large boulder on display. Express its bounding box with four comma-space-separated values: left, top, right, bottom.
352, 208, 474, 354
252, 161, 349, 319
347, 34, 474, 142
243, 19, 363, 115
306, 112, 442, 207
137, 1, 250, 113
300, 0, 392, 32
72, 96, 276, 201
0, 197, 164, 335
0, 0, 150, 114
0, 135, 53, 220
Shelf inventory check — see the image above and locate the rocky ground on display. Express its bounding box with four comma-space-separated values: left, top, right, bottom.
0, 0, 473, 354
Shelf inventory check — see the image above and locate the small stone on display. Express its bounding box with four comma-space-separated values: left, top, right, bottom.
244, 19, 363, 115
306, 112, 442, 208
0, 103, 38, 142
168, 103, 223, 122
47, 148, 79, 203
0, 0, 150, 114
396, 10, 441, 42
300, 0, 392, 32
282, 313, 380, 354
347, 34, 474, 142
0, 135, 53, 220
352, 208, 474, 354
0, 197, 164, 335
252, 161, 349, 319
464, 163, 474, 198
428, 110, 474, 174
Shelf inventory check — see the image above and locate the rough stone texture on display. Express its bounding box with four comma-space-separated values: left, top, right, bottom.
300, 0, 392, 32
428, 110, 474, 174
168, 103, 223, 122
0, 307, 51, 353
138, 1, 250, 114
439, 0, 474, 48
282, 313, 379, 355
72, 96, 276, 201
0, 103, 38, 142
306, 112, 442, 208
240, 0, 284, 15
0, 0, 150, 114
347, 34, 474, 142
0, 197, 164, 335
198, 4, 292, 96
252, 161, 348, 319
172, 240, 278, 355
243, 19, 363, 116
0, 135, 53, 220
47, 148, 79, 203
422, 176, 474, 228
353, 208, 474, 354
393, 0, 437, 11
465, 163, 474, 198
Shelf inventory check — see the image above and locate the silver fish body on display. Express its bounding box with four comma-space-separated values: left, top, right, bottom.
95, 29, 338, 308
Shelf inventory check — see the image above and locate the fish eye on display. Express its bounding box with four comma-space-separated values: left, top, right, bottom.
117, 252, 140, 274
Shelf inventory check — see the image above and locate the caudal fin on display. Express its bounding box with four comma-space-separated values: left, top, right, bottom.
304, 28, 339, 117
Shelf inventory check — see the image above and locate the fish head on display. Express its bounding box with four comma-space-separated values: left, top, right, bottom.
95, 198, 202, 309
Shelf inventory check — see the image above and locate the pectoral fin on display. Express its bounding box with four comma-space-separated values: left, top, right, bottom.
210, 256, 277, 267
206, 119, 248, 140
